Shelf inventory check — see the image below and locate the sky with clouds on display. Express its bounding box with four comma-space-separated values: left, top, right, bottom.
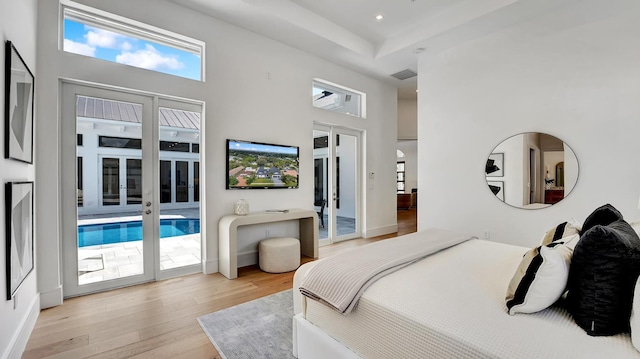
63, 19, 201, 81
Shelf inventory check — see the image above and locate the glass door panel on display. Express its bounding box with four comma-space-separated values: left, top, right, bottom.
102, 158, 120, 206
334, 132, 358, 240
126, 159, 142, 205
160, 160, 172, 203
194, 162, 200, 202
158, 103, 201, 274
62, 84, 153, 295
176, 161, 189, 203
313, 129, 330, 242
77, 157, 83, 207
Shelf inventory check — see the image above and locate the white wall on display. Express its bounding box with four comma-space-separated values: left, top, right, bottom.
398, 98, 417, 140
1, 1, 40, 358
35, 0, 397, 309
418, 0, 640, 247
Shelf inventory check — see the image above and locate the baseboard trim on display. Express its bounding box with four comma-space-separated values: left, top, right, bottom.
39, 285, 63, 309
237, 251, 258, 268
204, 258, 218, 274
318, 238, 331, 247
4, 294, 39, 359
363, 224, 398, 238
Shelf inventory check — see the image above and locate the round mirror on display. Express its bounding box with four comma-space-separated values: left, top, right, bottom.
485, 132, 578, 209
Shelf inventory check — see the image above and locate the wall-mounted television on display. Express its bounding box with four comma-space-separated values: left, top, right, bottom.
226, 139, 299, 189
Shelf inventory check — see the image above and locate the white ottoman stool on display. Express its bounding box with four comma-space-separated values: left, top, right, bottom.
259, 237, 300, 273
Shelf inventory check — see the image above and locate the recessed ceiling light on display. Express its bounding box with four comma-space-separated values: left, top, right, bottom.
375, 14, 384, 21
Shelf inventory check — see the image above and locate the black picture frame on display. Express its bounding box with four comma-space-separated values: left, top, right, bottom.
6, 181, 34, 300
486, 152, 504, 177
5, 41, 34, 164
487, 181, 505, 202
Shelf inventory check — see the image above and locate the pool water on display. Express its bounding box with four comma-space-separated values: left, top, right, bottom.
78, 219, 200, 247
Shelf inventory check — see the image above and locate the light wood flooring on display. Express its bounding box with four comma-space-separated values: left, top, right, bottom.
23, 208, 417, 359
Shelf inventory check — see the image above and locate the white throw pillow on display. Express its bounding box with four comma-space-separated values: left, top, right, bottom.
631, 276, 640, 352
506, 234, 579, 315
540, 220, 581, 246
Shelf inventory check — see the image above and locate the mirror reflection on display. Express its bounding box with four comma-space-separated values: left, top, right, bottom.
485, 132, 578, 209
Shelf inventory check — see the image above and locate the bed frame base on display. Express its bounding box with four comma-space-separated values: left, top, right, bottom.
293, 313, 361, 359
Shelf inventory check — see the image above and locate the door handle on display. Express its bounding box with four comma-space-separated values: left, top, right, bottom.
145, 201, 152, 207
144, 209, 151, 215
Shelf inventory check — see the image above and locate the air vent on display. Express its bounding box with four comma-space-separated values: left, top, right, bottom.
390, 69, 417, 80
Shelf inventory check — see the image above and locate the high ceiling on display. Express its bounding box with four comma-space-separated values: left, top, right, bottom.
169, 0, 579, 99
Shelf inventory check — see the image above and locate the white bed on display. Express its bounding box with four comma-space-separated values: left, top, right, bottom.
292, 237, 639, 359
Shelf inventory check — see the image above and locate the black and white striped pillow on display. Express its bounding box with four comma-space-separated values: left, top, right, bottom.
540, 221, 580, 246
506, 234, 579, 315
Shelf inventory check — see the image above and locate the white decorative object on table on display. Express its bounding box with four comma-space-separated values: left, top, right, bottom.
234, 199, 249, 215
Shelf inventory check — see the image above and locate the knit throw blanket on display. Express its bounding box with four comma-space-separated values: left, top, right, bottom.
299, 228, 475, 315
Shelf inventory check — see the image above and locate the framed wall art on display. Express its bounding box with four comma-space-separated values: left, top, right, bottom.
6, 181, 34, 299
486, 152, 503, 177
5, 41, 34, 164
487, 181, 505, 202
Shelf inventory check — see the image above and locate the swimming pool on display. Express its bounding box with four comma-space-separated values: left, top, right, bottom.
78, 218, 200, 247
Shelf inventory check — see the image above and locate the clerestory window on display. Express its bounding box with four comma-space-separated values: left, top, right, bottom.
312, 79, 366, 118
61, 1, 204, 81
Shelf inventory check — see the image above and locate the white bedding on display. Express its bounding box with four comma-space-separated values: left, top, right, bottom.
300, 239, 638, 359
300, 228, 473, 314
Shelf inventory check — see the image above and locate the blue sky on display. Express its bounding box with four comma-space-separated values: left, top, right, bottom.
230, 140, 298, 155
63, 19, 201, 81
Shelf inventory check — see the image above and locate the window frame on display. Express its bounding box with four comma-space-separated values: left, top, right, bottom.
312, 78, 366, 118
397, 161, 406, 193
60, 0, 205, 81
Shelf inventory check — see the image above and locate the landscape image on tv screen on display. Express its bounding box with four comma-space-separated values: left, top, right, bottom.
227, 139, 299, 189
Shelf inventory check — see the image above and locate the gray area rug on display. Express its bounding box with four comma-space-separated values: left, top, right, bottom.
197, 289, 294, 359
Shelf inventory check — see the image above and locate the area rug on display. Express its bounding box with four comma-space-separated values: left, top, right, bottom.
197, 289, 295, 359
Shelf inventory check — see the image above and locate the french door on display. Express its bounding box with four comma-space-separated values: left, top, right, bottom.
98, 156, 143, 208
160, 159, 200, 205
61, 82, 203, 297
313, 124, 362, 244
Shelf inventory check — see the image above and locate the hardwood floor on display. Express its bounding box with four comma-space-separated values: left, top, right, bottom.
23, 209, 417, 359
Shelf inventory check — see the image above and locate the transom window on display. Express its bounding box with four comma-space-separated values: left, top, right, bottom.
312, 79, 365, 118
160, 141, 189, 152
61, 1, 204, 81
99, 136, 141, 149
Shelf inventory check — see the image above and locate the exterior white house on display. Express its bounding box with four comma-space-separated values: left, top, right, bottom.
76, 96, 201, 215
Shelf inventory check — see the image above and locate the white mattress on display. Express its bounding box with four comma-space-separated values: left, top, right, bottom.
303, 239, 638, 359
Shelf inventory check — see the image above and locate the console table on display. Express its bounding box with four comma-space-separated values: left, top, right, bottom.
218, 208, 319, 279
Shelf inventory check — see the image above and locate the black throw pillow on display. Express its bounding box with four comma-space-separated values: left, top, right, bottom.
565, 219, 640, 336
581, 203, 623, 234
